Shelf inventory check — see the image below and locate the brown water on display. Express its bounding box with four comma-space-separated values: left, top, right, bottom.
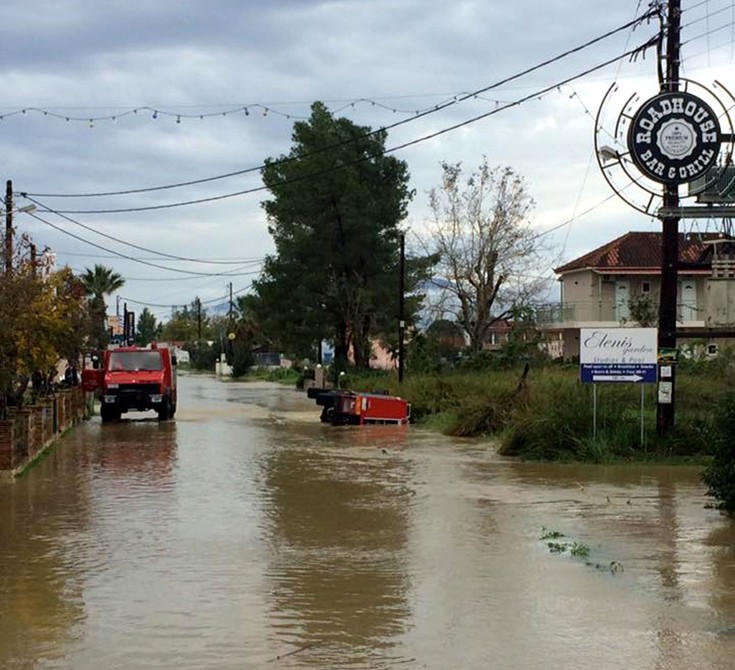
1, 374, 733, 669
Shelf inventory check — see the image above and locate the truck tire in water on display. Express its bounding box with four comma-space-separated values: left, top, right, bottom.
157, 395, 172, 421
100, 404, 117, 424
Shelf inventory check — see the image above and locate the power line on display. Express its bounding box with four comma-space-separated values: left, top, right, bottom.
22, 8, 658, 201
23, 194, 260, 265
119, 284, 249, 309
112, 270, 261, 282
23, 37, 660, 216
57, 249, 263, 263
27, 210, 264, 277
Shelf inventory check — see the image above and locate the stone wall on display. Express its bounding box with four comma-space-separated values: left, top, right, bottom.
0, 388, 87, 478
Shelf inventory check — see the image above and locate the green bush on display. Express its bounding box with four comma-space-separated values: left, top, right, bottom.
186, 341, 221, 371
230, 343, 255, 378
701, 394, 735, 514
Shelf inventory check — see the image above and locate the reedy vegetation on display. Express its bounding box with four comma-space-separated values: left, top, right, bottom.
354, 364, 728, 458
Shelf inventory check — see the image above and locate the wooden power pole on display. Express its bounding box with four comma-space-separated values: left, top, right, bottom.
657, 0, 681, 435
398, 233, 405, 383
4, 180, 13, 275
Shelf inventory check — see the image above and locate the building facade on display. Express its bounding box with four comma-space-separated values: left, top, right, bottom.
536, 231, 735, 359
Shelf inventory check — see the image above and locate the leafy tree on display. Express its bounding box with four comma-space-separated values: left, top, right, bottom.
135, 307, 162, 346
1, 259, 89, 415
426, 318, 465, 360
79, 264, 125, 348
422, 158, 546, 353
254, 101, 425, 371
628, 293, 658, 327
160, 300, 214, 343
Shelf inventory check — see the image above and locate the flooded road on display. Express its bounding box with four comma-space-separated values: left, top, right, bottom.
1, 373, 734, 669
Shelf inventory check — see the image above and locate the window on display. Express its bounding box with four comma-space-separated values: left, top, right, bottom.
109, 351, 163, 371
707, 343, 718, 356
641, 281, 651, 294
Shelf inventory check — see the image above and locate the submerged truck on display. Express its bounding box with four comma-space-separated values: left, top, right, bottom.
82, 343, 177, 423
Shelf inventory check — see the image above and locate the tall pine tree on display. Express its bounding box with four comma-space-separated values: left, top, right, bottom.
254, 102, 417, 370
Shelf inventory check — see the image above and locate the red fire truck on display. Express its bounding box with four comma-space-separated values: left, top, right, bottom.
82, 343, 177, 423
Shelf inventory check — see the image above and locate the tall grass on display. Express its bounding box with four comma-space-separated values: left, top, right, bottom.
344, 364, 726, 461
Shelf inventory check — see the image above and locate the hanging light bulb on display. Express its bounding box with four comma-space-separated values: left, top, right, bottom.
176, 115, 181, 124
244, 107, 250, 116
152, 110, 158, 119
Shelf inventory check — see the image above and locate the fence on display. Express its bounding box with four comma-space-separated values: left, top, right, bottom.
0, 388, 87, 478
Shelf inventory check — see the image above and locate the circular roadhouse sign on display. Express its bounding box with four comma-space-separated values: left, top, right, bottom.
627, 91, 721, 185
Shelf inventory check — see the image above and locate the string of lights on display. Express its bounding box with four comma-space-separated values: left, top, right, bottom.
22, 36, 661, 217
23, 7, 659, 200
0, 95, 516, 126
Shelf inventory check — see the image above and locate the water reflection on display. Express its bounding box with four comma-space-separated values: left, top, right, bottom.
2, 376, 735, 669
0, 428, 91, 668
261, 427, 414, 667
89, 419, 177, 480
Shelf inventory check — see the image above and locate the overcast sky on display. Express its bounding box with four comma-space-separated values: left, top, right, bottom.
2, 0, 734, 321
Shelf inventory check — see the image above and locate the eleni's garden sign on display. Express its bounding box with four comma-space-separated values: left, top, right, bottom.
580, 328, 657, 384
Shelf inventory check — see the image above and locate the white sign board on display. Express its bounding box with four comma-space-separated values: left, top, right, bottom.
580, 328, 658, 383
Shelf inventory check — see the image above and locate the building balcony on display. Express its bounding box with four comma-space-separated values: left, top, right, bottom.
534, 301, 706, 329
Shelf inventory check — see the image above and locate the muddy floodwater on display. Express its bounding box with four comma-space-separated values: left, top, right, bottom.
1, 374, 734, 669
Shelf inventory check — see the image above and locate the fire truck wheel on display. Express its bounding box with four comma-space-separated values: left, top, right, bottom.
157, 395, 172, 421
100, 404, 116, 424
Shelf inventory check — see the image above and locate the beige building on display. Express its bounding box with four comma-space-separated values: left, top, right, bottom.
537, 231, 735, 359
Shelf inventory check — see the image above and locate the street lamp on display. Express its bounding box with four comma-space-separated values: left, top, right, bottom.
597, 145, 620, 164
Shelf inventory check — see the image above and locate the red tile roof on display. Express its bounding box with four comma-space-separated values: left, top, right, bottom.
554, 231, 731, 274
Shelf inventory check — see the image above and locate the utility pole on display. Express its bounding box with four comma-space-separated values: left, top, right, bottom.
196, 296, 202, 341
398, 233, 405, 383
5, 180, 13, 275
657, 0, 681, 435
228, 282, 233, 322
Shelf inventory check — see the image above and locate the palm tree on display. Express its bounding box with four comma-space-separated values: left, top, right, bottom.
80, 264, 125, 305
79, 265, 125, 348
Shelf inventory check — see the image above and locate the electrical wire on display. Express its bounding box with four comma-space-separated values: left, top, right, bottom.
23, 8, 658, 200
681, 0, 734, 29
113, 270, 261, 282
531, 192, 619, 241
119, 284, 249, 309
56, 249, 262, 262
22, 194, 259, 266
24, 38, 660, 216
26, 210, 263, 277
681, 16, 735, 45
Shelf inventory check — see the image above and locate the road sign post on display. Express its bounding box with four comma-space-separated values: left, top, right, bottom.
580, 328, 658, 446
580, 328, 658, 384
